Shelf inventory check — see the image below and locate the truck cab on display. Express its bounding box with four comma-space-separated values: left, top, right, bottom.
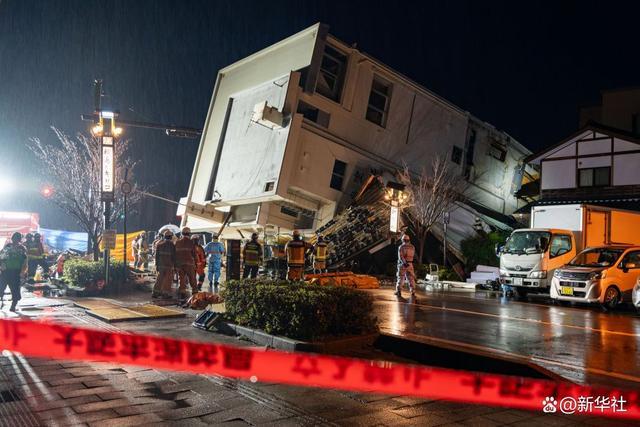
550, 245, 640, 309
499, 228, 576, 298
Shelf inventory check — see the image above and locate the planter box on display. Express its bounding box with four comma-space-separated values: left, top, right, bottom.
215, 320, 378, 353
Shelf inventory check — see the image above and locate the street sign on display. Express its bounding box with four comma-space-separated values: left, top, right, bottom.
102, 229, 117, 250
101, 135, 115, 201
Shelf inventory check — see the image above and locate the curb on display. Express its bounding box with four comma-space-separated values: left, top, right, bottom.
220, 322, 378, 353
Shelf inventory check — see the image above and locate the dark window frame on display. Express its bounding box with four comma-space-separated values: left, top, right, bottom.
451, 146, 463, 165
366, 75, 392, 127
315, 45, 348, 103
330, 159, 347, 191
578, 166, 611, 188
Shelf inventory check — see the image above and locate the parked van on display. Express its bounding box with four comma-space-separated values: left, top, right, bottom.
550, 245, 640, 309
499, 204, 640, 299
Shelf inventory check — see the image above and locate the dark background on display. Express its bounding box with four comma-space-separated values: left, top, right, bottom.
1, 0, 639, 231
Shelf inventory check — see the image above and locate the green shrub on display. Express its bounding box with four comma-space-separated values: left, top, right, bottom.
64, 258, 126, 293
460, 231, 510, 272
223, 279, 378, 341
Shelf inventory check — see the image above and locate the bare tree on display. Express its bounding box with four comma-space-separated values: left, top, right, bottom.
398, 154, 468, 263
29, 127, 140, 260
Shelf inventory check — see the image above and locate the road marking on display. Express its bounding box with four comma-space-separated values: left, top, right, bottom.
383, 330, 640, 385
378, 295, 640, 338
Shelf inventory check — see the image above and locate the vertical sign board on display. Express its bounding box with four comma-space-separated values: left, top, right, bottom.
101, 136, 114, 201
389, 205, 399, 233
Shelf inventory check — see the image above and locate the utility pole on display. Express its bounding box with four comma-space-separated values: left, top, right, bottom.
443, 211, 450, 268
122, 168, 132, 291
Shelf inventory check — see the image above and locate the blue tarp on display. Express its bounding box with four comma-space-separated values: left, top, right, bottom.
40, 228, 88, 253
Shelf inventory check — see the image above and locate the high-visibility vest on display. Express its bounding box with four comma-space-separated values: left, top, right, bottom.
286, 240, 306, 266
244, 241, 261, 266
314, 242, 328, 261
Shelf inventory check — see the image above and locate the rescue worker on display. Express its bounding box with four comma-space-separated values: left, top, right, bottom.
204, 234, 225, 292
192, 234, 206, 291
312, 234, 328, 274
55, 252, 66, 279
395, 233, 416, 297
153, 230, 176, 299
242, 232, 262, 279
0, 232, 28, 312
285, 230, 306, 281
174, 226, 197, 299
136, 232, 149, 270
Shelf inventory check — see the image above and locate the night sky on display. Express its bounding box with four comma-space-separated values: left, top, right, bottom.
1, 0, 639, 231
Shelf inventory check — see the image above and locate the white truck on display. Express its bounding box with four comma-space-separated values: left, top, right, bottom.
498, 204, 640, 298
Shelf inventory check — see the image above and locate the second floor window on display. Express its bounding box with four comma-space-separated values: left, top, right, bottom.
316, 45, 347, 102
366, 76, 392, 127
330, 159, 347, 191
579, 166, 611, 187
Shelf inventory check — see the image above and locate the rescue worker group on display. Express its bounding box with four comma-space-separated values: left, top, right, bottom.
143, 227, 416, 300
145, 227, 335, 300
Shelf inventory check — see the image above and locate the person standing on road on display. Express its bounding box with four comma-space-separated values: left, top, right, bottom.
395, 233, 416, 297
192, 234, 206, 292
204, 234, 225, 292
242, 233, 262, 279
0, 232, 28, 312
131, 234, 140, 268
174, 227, 197, 299
286, 230, 306, 281
153, 230, 176, 299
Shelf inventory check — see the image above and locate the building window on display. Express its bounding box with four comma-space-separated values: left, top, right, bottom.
316, 45, 347, 102
297, 100, 330, 128
330, 159, 347, 191
264, 181, 275, 192
451, 146, 463, 165
489, 142, 507, 162
464, 130, 477, 179
366, 76, 392, 127
579, 167, 611, 187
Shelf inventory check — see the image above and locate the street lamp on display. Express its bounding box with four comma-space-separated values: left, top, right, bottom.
91, 108, 122, 290
385, 182, 406, 233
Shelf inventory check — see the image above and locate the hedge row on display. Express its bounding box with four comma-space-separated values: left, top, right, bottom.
64, 258, 126, 291
223, 280, 378, 341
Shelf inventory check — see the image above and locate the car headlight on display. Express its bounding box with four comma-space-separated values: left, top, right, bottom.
589, 271, 606, 280
528, 270, 547, 279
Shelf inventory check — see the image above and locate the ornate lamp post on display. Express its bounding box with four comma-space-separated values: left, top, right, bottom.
385, 182, 407, 234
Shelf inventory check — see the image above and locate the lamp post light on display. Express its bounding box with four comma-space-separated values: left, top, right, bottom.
385, 182, 407, 234
91, 107, 123, 290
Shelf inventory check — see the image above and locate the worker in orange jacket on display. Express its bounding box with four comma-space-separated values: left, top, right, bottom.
286, 230, 307, 281
192, 234, 206, 291
174, 227, 197, 298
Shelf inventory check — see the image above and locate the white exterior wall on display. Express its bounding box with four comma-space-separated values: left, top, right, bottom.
184, 24, 531, 233
535, 129, 640, 191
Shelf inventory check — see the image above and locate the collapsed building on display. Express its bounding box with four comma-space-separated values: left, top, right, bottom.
180, 23, 534, 270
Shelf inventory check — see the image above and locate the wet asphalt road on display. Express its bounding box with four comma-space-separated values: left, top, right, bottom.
370, 286, 640, 390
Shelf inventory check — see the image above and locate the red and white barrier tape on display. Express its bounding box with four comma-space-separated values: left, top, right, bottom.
1, 318, 638, 419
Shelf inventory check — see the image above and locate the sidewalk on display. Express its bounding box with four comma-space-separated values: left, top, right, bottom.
0, 289, 616, 426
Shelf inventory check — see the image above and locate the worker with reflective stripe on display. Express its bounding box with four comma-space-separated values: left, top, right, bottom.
395, 233, 416, 297
242, 232, 262, 279
153, 230, 176, 298
286, 230, 306, 281
204, 234, 225, 293
192, 234, 206, 291
174, 227, 197, 298
312, 234, 328, 274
